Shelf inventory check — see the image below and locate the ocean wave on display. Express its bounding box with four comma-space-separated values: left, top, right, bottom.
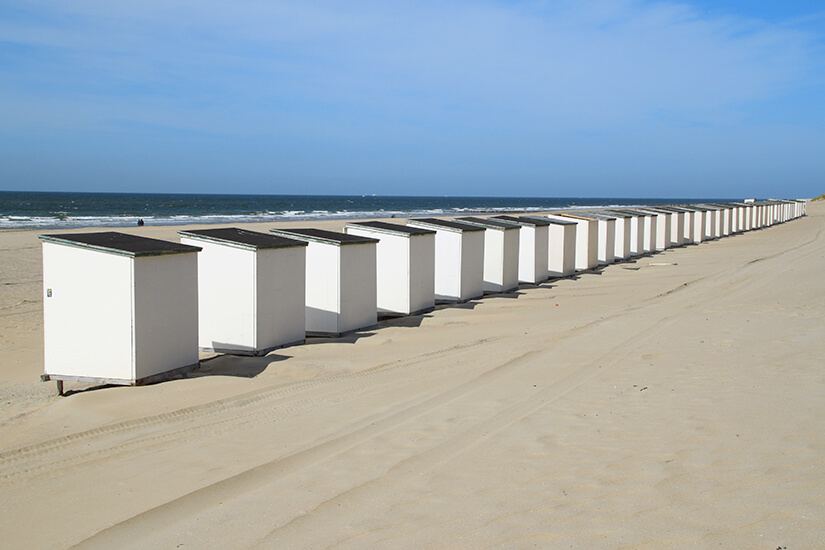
0, 203, 657, 230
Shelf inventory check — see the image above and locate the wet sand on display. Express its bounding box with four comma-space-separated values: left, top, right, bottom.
1, 203, 823, 548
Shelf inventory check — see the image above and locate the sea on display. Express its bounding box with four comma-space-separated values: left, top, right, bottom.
0, 191, 739, 231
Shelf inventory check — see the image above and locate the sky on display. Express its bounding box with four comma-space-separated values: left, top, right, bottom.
1, 0, 823, 199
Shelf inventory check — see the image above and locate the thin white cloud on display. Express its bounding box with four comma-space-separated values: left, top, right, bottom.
0, 0, 822, 195
2, 0, 815, 126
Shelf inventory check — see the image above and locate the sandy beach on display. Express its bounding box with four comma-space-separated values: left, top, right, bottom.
1, 203, 823, 548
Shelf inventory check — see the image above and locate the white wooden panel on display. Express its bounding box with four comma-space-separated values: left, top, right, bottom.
132, 253, 199, 380
346, 227, 409, 315
613, 217, 631, 259
305, 242, 341, 334
408, 234, 435, 313
42, 243, 133, 381
256, 246, 306, 349
338, 243, 377, 333
460, 230, 484, 301
433, 230, 462, 302
182, 238, 255, 353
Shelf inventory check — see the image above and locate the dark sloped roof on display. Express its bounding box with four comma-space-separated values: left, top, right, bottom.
178, 228, 306, 249
571, 212, 618, 221
407, 218, 485, 232
671, 205, 711, 212
456, 216, 519, 229
606, 208, 655, 216
39, 231, 201, 257
345, 221, 435, 236
553, 213, 604, 222
657, 206, 695, 213
538, 215, 579, 225
493, 215, 551, 227
597, 210, 633, 218
269, 228, 378, 245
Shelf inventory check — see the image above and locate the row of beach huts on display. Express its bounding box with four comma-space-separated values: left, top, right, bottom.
39, 199, 806, 393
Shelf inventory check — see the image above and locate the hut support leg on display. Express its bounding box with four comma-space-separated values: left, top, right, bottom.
56, 380, 64, 396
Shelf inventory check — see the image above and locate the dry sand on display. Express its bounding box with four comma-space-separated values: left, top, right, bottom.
1, 204, 823, 548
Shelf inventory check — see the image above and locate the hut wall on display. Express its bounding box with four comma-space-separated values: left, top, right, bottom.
132, 253, 199, 380
459, 230, 485, 301
597, 219, 616, 265
338, 242, 377, 333
626, 216, 641, 256
614, 217, 631, 260
670, 212, 685, 246
42, 243, 134, 381
305, 242, 342, 334
433, 230, 462, 301
481, 229, 505, 292
704, 210, 716, 239
561, 224, 577, 276
255, 246, 306, 348
408, 234, 436, 313
552, 217, 597, 271
348, 229, 408, 314
184, 239, 255, 352
547, 223, 576, 277
682, 211, 695, 243
502, 228, 520, 291
655, 213, 670, 251
516, 225, 549, 284
691, 211, 705, 243
645, 215, 658, 253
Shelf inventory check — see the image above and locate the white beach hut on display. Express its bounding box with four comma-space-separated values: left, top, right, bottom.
740, 203, 750, 230
758, 202, 770, 227
794, 199, 808, 218
270, 228, 377, 336
775, 201, 789, 223
547, 214, 598, 271
731, 203, 745, 232
344, 221, 436, 316
679, 206, 707, 243
795, 199, 807, 218
746, 200, 761, 229
178, 228, 307, 355
762, 202, 771, 226
697, 204, 720, 241
732, 203, 747, 232
782, 201, 791, 222
663, 206, 696, 244
525, 216, 578, 277
457, 217, 520, 294
604, 210, 645, 257
39, 232, 201, 391
725, 204, 739, 233
602, 210, 632, 260
737, 203, 753, 231
708, 205, 725, 237
406, 218, 484, 303
635, 209, 670, 251
710, 204, 733, 236
574, 212, 616, 265
620, 209, 656, 254
749, 202, 761, 229
493, 215, 550, 284
654, 207, 686, 247
650, 208, 680, 248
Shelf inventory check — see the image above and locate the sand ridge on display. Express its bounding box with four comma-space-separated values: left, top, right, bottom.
0, 205, 823, 548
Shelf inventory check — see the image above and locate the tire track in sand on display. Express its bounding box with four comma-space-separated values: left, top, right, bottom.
0, 336, 503, 480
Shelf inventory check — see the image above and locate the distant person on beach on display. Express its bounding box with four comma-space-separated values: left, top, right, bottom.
137, 219, 144, 226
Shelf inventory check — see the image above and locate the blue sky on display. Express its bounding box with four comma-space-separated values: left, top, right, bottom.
1, 0, 823, 198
